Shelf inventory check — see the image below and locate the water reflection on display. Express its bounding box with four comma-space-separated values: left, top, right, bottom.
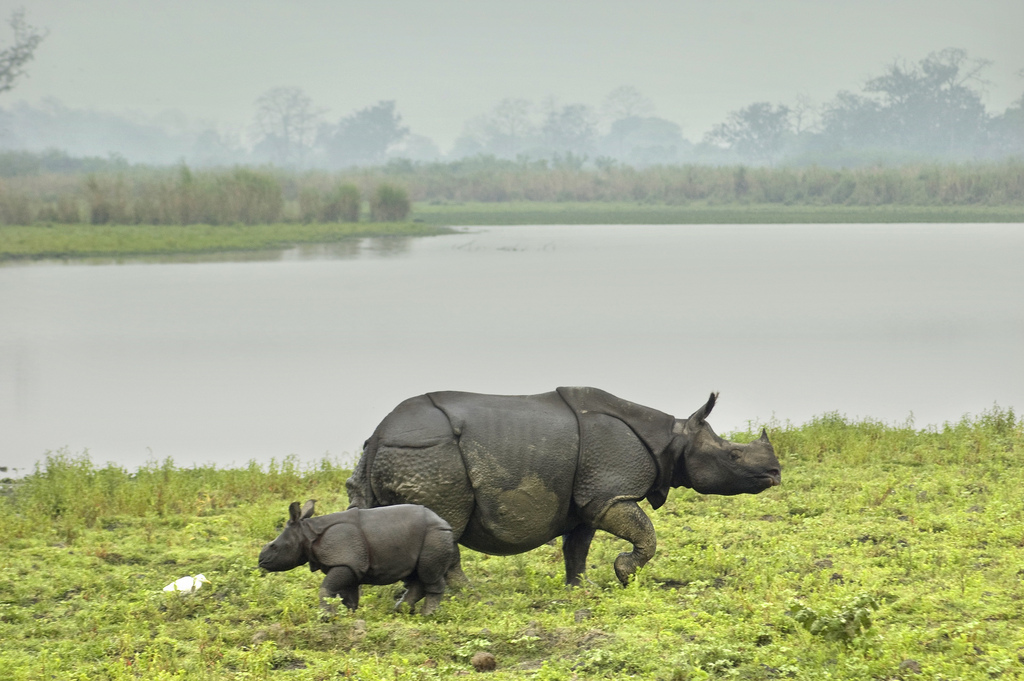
280, 236, 416, 261
0, 235, 418, 267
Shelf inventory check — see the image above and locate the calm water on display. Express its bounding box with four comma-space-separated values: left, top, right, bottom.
2, 224, 1022, 474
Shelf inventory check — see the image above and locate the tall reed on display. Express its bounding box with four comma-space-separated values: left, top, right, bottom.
1, 159, 1021, 225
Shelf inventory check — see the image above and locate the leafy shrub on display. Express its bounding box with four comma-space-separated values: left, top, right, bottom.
369, 183, 410, 222
323, 183, 361, 222
789, 593, 881, 644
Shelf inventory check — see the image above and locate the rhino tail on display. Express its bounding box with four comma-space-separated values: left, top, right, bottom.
345, 438, 377, 509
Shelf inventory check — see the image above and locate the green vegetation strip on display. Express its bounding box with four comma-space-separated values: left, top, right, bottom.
0, 222, 452, 261
2, 408, 1021, 679
414, 201, 1024, 225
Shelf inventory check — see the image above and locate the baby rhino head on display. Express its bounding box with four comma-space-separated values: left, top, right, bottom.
258, 500, 316, 572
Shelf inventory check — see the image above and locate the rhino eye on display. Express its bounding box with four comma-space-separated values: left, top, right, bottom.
730, 450, 742, 461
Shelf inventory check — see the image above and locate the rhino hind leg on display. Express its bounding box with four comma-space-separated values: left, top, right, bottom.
562, 524, 597, 586
594, 501, 656, 587
320, 565, 360, 612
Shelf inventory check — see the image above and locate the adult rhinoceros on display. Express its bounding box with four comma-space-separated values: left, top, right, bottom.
345, 388, 780, 586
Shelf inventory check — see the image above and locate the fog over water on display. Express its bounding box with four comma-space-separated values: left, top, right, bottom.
2, 224, 1021, 474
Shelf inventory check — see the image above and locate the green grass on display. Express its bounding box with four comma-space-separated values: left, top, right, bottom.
5, 202, 1018, 261
0, 222, 453, 261
2, 407, 1022, 679
413, 201, 1024, 225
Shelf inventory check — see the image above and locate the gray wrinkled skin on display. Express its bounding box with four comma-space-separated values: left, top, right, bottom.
346, 387, 781, 587
258, 500, 458, 615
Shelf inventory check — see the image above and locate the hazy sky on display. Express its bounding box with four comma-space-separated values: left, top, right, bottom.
5, 0, 1024, 151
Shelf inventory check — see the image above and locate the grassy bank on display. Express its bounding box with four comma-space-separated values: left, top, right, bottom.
412, 201, 1024, 225
3, 201, 1020, 261
1, 408, 1021, 680
0, 222, 452, 262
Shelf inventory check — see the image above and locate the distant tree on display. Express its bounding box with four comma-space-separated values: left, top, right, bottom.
600, 116, 684, 165
989, 69, 1024, 156
190, 128, 246, 166
0, 8, 47, 96
989, 93, 1024, 157
452, 98, 537, 159
820, 48, 991, 156
320, 101, 409, 168
1, 98, 202, 164
790, 94, 819, 134
252, 86, 324, 167
601, 85, 655, 122
481, 98, 536, 157
387, 133, 441, 162
818, 91, 883, 149
705, 102, 793, 165
447, 132, 485, 160
541, 102, 598, 156
870, 48, 989, 152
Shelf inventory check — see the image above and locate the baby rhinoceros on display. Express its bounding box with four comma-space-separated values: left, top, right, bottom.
258, 500, 458, 615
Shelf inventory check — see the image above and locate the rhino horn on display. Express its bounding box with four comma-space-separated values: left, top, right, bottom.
759, 427, 770, 443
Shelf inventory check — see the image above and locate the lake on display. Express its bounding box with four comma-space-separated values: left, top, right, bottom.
2, 223, 1022, 474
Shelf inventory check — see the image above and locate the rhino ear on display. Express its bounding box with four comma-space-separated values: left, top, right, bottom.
300, 500, 316, 520
688, 392, 718, 424
288, 501, 302, 524
759, 427, 770, 443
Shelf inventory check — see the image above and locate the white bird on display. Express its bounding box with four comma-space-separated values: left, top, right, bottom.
163, 574, 210, 593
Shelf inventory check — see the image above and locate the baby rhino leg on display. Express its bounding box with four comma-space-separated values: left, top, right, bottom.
395, 526, 453, 615
320, 566, 360, 612
395, 580, 425, 613
395, 572, 447, 616
419, 586, 445, 616
414, 572, 448, 617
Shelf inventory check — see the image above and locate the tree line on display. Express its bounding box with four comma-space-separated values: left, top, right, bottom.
0, 9, 1021, 170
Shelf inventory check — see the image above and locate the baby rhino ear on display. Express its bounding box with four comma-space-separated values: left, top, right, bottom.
288, 501, 302, 524
300, 500, 316, 520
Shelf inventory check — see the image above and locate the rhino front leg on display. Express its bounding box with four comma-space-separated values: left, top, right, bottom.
445, 544, 469, 586
562, 524, 597, 586
594, 501, 656, 587
320, 566, 360, 612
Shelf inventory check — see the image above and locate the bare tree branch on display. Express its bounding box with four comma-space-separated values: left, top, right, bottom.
0, 8, 48, 95
252, 86, 325, 167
